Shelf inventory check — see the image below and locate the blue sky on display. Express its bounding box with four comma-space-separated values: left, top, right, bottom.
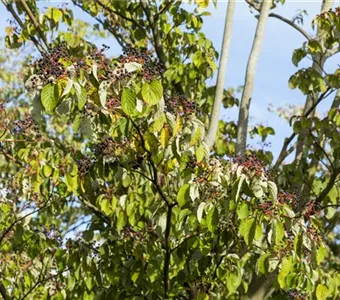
0, 0, 338, 161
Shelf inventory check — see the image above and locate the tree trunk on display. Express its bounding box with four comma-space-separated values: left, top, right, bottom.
235, 0, 271, 156
205, 0, 236, 149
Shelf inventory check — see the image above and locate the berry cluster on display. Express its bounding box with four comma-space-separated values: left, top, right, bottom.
303, 201, 320, 219
0, 100, 6, 113
233, 154, 265, 177
93, 137, 127, 158
76, 156, 93, 176
166, 94, 197, 116
119, 47, 164, 81
255, 200, 275, 216
33, 43, 69, 80
13, 116, 37, 136
277, 192, 298, 208
106, 97, 120, 111
199, 184, 223, 201
288, 290, 307, 300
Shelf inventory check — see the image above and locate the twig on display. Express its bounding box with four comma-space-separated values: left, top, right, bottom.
273, 88, 334, 169
97, 0, 150, 40
18, 0, 49, 49
0, 282, 10, 300
268, 13, 312, 42
20, 268, 71, 300
1, 0, 45, 53
314, 168, 340, 205
0, 204, 49, 246
245, 0, 312, 41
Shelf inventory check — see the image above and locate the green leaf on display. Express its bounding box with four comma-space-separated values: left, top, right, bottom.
43, 164, 53, 178
234, 174, 246, 201
274, 221, 285, 245
195, 144, 206, 162
257, 253, 270, 275
99, 81, 110, 108
76, 85, 87, 110
73, 115, 82, 132
41, 83, 58, 111
316, 244, 327, 265
141, 80, 163, 105
292, 48, 307, 67
268, 181, 277, 202
236, 202, 249, 220
294, 233, 303, 258
226, 272, 242, 294
239, 218, 256, 246
207, 206, 218, 233
197, 202, 205, 223
177, 184, 190, 208
121, 88, 136, 115
316, 284, 329, 300
278, 256, 293, 289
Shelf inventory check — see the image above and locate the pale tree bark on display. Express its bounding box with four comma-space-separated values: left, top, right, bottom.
205, 0, 236, 149
235, 0, 272, 156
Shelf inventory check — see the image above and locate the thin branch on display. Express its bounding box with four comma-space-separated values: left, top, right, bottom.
0, 204, 49, 246
0, 282, 10, 300
97, 0, 150, 40
129, 117, 170, 206
140, 0, 167, 67
245, 0, 312, 41
236, 0, 272, 155
273, 88, 334, 169
155, 0, 172, 21
314, 168, 340, 205
18, 0, 49, 49
20, 268, 71, 300
163, 205, 173, 298
81, 199, 111, 225
1, 0, 45, 53
268, 13, 312, 42
308, 128, 333, 171
320, 204, 340, 210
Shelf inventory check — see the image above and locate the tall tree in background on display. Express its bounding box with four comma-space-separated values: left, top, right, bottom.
0, 0, 339, 299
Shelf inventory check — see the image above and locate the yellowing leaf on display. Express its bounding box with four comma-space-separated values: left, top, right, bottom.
160, 127, 170, 148
316, 284, 329, 300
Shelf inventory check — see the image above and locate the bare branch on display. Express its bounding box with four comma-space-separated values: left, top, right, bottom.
268, 13, 312, 41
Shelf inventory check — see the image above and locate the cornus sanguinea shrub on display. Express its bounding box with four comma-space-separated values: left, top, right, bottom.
1, 1, 340, 299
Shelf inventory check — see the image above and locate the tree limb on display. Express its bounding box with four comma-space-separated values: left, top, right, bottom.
204, 0, 235, 149
235, 0, 271, 155
268, 13, 312, 41
314, 168, 340, 205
